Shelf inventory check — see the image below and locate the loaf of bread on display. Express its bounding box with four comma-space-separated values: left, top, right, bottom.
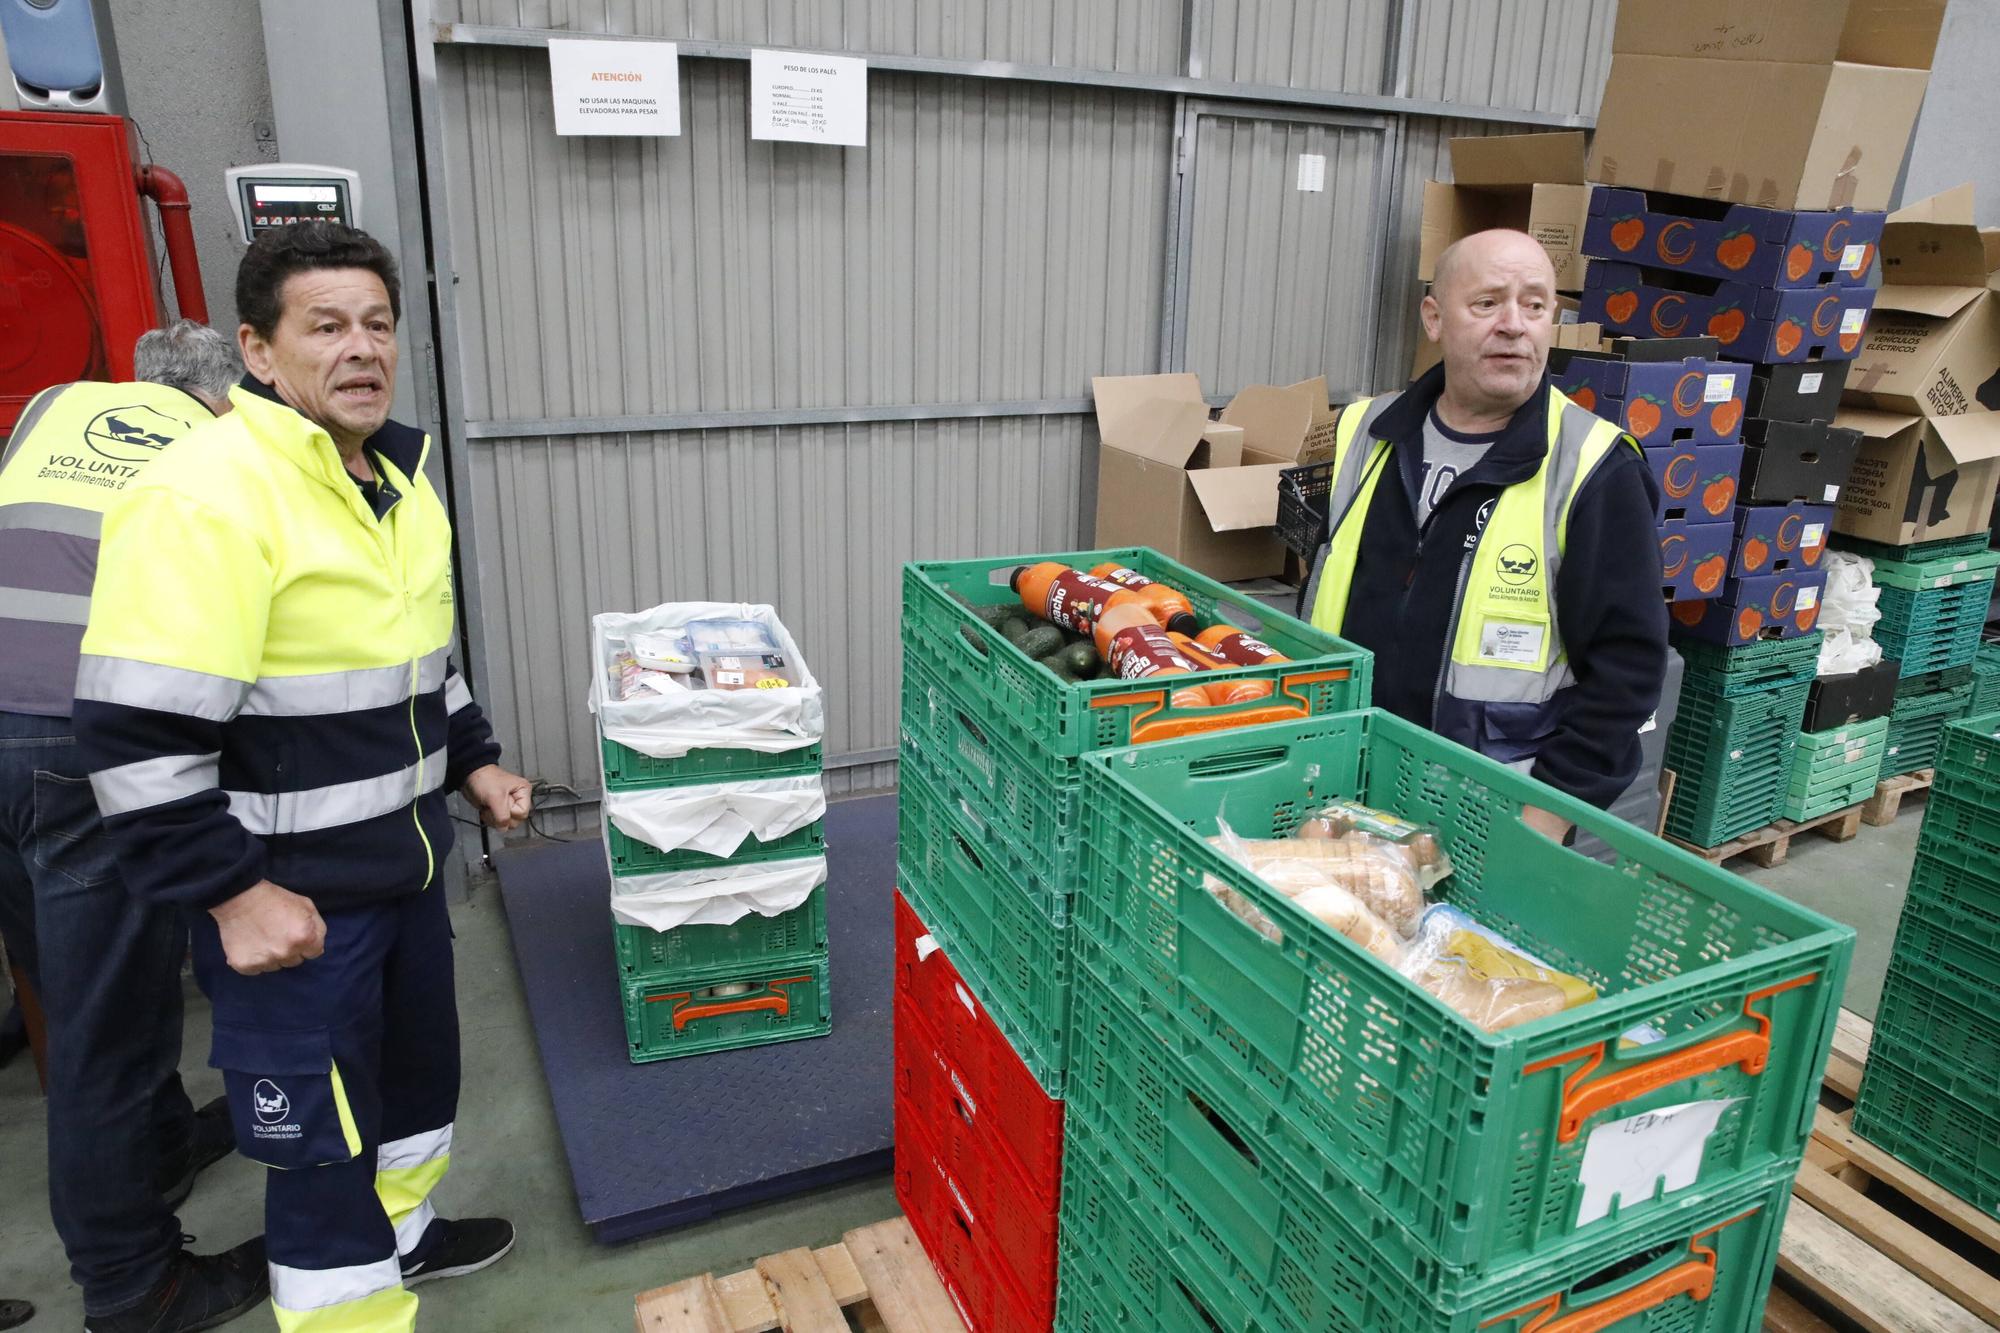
1208, 836, 1425, 935
1417, 961, 1568, 1032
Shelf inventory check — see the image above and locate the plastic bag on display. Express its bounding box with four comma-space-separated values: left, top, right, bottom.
1817, 627, 1883, 675
608, 855, 828, 931
591, 603, 824, 758
1398, 904, 1596, 1032
1295, 798, 1453, 897
1207, 820, 1425, 939
603, 774, 826, 859
1819, 551, 1881, 639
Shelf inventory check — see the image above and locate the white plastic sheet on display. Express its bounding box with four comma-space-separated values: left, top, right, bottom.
604, 774, 825, 859
609, 855, 828, 931
1819, 551, 1881, 637
591, 603, 824, 760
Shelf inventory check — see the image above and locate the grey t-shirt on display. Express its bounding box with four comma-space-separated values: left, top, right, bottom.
1415, 409, 1500, 526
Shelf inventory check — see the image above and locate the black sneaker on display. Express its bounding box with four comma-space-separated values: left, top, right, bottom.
159, 1097, 236, 1209
85, 1237, 267, 1333
400, 1217, 514, 1288
0, 1297, 32, 1331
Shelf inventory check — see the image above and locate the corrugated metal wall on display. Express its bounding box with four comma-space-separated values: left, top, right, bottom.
417, 2, 1616, 805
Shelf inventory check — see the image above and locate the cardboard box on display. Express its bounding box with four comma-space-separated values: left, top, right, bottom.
1731, 500, 1835, 576
1420, 132, 1592, 292
1803, 658, 1900, 730
1586, 1, 1946, 213
1842, 187, 2000, 417
1832, 405, 2000, 544
1582, 186, 1882, 288
1659, 517, 1735, 600
1671, 567, 1829, 645
1551, 338, 1747, 446
1230, 376, 1341, 466
1647, 441, 1743, 524
1737, 419, 1861, 504
1743, 359, 1850, 423
1581, 262, 1874, 364
1091, 373, 1308, 583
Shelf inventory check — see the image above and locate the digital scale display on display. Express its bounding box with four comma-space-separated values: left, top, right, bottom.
225, 166, 362, 243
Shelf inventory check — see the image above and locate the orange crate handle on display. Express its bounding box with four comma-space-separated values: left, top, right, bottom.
650, 975, 808, 1031
1093, 668, 1352, 745
1525, 974, 1815, 1143
1482, 1210, 1754, 1333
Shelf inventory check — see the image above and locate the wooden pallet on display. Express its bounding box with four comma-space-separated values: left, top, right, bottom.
634, 1218, 967, 1333
1862, 768, 1934, 827
1768, 1010, 2000, 1332
1668, 802, 1863, 869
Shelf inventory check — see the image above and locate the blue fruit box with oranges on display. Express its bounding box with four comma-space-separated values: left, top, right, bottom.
1551, 338, 1748, 447
1582, 262, 1876, 364
1644, 441, 1742, 525
1583, 187, 1885, 290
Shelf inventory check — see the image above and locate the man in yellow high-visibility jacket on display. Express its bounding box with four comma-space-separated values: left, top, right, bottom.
76, 222, 532, 1333
1304, 230, 1668, 839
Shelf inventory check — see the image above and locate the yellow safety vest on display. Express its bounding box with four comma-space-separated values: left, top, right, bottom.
1311, 388, 1630, 727
0, 381, 214, 715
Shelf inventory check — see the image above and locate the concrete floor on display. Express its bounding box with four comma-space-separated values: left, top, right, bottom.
0, 800, 1919, 1329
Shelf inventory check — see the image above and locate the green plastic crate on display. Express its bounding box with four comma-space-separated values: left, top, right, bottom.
1780, 720, 1886, 820
1835, 532, 1993, 564
1075, 707, 1852, 1273
1885, 684, 1976, 775
1972, 647, 2000, 715
1897, 663, 1978, 698
1891, 893, 2000, 980
1853, 1050, 2000, 1218
611, 889, 827, 983
1864, 547, 2000, 591
896, 773, 1071, 1095
1673, 633, 1823, 696
1937, 709, 2000, 781
1904, 843, 2000, 937
1870, 963, 2000, 1105
599, 732, 823, 792
1058, 1076, 1798, 1333
620, 954, 830, 1063
605, 817, 825, 877
900, 547, 1371, 783
1915, 786, 2000, 866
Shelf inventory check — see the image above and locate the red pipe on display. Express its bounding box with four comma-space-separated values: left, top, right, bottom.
138, 164, 209, 325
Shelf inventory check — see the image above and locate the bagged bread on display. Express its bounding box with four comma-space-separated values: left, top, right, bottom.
1295, 798, 1453, 895
1206, 836, 1424, 935
1415, 960, 1568, 1031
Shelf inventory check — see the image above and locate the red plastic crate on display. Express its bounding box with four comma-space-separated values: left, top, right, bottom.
895, 1108, 1052, 1333
892, 890, 1066, 1194
897, 999, 1062, 1217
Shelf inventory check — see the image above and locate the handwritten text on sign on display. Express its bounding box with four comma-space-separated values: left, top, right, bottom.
751, 50, 867, 146
548, 38, 681, 137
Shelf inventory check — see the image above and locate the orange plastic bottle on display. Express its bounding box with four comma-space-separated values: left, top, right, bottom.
1011, 562, 1144, 637
1105, 621, 1213, 708
1088, 564, 1199, 637
1195, 625, 1290, 667
1171, 633, 1274, 706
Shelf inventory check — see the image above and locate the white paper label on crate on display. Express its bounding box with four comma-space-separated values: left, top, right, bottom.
954, 980, 978, 1018
1840, 307, 1867, 336
1479, 620, 1545, 665
1824, 484, 1840, 503
1576, 1099, 1741, 1226
1796, 586, 1820, 611
1729, 748, 1745, 760
1798, 372, 1824, 395
1841, 243, 1869, 272
1801, 523, 1826, 548
1845, 744, 1868, 764
751, 49, 868, 146
548, 39, 681, 137
913, 933, 941, 963
1296, 153, 1326, 192
1703, 373, 1737, 404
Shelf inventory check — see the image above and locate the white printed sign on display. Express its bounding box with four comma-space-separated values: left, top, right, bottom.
751, 49, 868, 146
548, 39, 681, 137
1823, 484, 1840, 502
1796, 586, 1820, 611
1704, 373, 1737, 404
1296, 153, 1326, 192
1801, 523, 1827, 548
1798, 372, 1824, 395
1841, 243, 1868, 272
1840, 307, 1867, 336
1576, 1099, 1740, 1226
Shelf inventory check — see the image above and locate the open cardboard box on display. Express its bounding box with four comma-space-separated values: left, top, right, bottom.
1586, 0, 1946, 212
1843, 186, 2000, 417
1420, 132, 1592, 293
1832, 404, 2000, 544
1091, 374, 1331, 583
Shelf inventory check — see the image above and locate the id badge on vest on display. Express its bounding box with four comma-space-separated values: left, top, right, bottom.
1478, 618, 1546, 666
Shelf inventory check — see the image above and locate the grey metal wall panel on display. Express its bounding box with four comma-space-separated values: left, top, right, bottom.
433, 0, 1184, 75
466, 414, 1091, 793
1408, 0, 1614, 118
440, 50, 1172, 424
1181, 112, 1389, 400
1196, 0, 1393, 94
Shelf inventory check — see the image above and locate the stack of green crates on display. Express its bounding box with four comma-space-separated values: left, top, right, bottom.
1853, 712, 2000, 1218
600, 719, 831, 1064
897, 548, 1371, 1095
1058, 708, 1852, 1332
1884, 665, 1976, 777
1783, 716, 1888, 822
1663, 634, 1818, 846
1869, 547, 1998, 679
1973, 641, 2000, 715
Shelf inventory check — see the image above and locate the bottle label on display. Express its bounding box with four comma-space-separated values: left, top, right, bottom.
1097, 565, 1152, 590
1206, 630, 1283, 665
1043, 569, 1128, 633
1108, 623, 1199, 679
